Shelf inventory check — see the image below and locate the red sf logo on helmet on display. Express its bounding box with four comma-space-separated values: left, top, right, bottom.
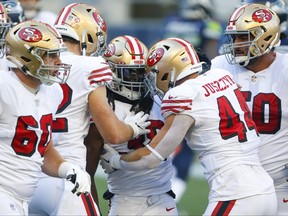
147, 48, 164, 67
18, 27, 43, 42
252, 9, 272, 23
104, 43, 115, 57
93, 12, 107, 32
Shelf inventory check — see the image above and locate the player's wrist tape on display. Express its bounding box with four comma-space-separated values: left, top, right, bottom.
58, 161, 73, 178
110, 155, 122, 169
146, 144, 165, 161
126, 122, 140, 138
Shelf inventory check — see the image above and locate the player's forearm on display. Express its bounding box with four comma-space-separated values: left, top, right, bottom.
118, 114, 194, 169
118, 148, 162, 170
42, 142, 65, 177
89, 88, 134, 143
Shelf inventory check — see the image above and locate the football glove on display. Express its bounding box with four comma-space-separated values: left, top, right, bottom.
100, 144, 121, 174
124, 111, 151, 138
58, 162, 91, 196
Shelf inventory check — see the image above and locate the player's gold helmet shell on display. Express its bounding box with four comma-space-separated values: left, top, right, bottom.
54, 3, 107, 56
6, 20, 71, 85
223, 3, 280, 66
145, 38, 202, 98
103, 35, 148, 100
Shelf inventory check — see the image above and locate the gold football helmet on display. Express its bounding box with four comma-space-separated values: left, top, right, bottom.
0, 2, 11, 58
145, 37, 202, 98
223, 3, 280, 66
6, 20, 71, 85
54, 3, 107, 56
103, 35, 148, 101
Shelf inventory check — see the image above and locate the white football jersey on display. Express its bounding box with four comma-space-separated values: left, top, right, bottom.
0, 71, 62, 201
0, 58, 8, 71
107, 97, 173, 196
161, 68, 274, 201
212, 54, 288, 186
52, 51, 112, 169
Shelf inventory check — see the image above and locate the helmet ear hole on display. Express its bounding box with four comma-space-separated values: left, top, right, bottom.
21, 56, 31, 62
87, 34, 93, 43
161, 73, 169, 81
264, 35, 272, 41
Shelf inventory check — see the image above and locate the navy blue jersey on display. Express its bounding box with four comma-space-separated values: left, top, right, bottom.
160, 13, 222, 50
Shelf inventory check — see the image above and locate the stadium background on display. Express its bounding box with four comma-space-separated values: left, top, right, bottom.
43, 0, 242, 48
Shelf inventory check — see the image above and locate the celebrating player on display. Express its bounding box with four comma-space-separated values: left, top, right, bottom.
28, 4, 150, 215
0, 20, 93, 215
100, 37, 277, 215
88, 35, 177, 215
212, 3, 288, 214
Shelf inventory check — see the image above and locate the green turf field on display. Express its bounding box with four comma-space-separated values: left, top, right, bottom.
95, 175, 209, 216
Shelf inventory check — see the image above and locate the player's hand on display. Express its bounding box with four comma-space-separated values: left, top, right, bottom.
58, 162, 91, 196
100, 144, 121, 174
124, 111, 151, 138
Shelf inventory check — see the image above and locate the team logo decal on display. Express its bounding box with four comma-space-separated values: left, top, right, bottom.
252, 9, 272, 23
147, 48, 164, 67
104, 43, 115, 57
74, 17, 80, 23
93, 12, 107, 32
18, 27, 42, 42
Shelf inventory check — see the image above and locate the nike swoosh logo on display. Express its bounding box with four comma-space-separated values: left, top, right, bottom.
283, 198, 288, 203
166, 207, 175, 212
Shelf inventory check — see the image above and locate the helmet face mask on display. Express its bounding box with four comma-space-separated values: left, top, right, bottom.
109, 64, 147, 101
6, 20, 71, 85
104, 35, 148, 101
223, 4, 280, 66
33, 47, 71, 85
223, 29, 261, 65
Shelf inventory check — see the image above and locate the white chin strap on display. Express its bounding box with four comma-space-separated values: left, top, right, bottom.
121, 86, 142, 101
235, 56, 250, 67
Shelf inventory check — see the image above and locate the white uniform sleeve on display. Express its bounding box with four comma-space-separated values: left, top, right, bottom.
117, 114, 195, 171
87, 58, 113, 90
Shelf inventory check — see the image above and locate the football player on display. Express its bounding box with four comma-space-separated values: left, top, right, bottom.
101, 37, 277, 215
0, 20, 92, 215
88, 35, 177, 215
159, 0, 222, 202
28, 3, 150, 215
212, 3, 288, 215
